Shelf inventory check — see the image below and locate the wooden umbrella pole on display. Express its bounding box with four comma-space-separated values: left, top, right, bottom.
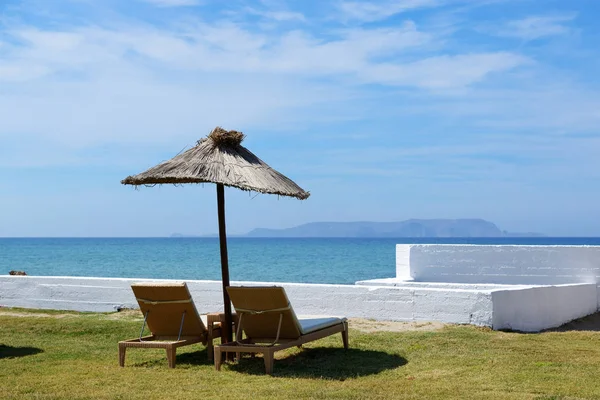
217, 183, 233, 346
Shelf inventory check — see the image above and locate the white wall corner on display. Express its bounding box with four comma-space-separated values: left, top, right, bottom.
396, 245, 412, 280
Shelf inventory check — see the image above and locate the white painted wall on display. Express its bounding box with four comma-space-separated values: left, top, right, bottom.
492, 283, 598, 332
3, 244, 599, 332
392, 244, 600, 331
397, 244, 600, 286
0, 276, 494, 326
1, 276, 597, 332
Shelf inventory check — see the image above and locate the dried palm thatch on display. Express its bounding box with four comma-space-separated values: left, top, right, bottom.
121, 127, 309, 200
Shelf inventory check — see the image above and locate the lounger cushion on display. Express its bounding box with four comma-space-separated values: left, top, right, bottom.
298, 317, 346, 334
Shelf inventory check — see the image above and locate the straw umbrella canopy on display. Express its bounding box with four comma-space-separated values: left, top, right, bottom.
121, 127, 309, 343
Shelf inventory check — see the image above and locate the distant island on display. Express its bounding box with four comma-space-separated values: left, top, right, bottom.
172, 219, 544, 238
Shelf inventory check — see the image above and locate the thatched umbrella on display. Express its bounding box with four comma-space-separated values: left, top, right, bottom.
121, 127, 309, 343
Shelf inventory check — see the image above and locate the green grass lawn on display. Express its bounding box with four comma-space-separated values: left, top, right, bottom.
1, 308, 600, 400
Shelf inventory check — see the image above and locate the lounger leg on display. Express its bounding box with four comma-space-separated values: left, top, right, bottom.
166, 345, 176, 368
118, 343, 126, 367
207, 338, 214, 361
207, 325, 214, 362
214, 347, 222, 371
263, 350, 274, 375
235, 351, 241, 361
342, 321, 349, 350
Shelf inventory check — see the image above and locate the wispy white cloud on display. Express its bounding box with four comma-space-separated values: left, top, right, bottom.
0, 0, 591, 177
1, 1, 598, 237
0, 10, 561, 174
139, 0, 201, 7
0, 64, 49, 81
401, 82, 600, 133
0, 20, 525, 89
337, 0, 439, 23
360, 52, 528, 88
490, 14, 577, 41
334, 0, 509, 23
312, 132, 600, 186
244, 7, 305, 22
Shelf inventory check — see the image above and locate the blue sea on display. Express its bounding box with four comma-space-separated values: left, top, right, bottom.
2, 237, 600, 284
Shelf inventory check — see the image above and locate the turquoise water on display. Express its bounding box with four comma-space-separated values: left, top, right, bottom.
2, 237, 600, 284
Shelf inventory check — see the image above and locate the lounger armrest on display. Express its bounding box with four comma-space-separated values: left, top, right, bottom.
205, 312, 238, 344
206, 312, 222, 326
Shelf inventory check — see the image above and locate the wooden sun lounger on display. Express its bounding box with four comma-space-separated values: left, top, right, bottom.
214, 286, 348, 374
118, 282, 223, 368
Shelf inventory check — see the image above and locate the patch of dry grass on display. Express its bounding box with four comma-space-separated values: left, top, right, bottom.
2, 308, 600, 399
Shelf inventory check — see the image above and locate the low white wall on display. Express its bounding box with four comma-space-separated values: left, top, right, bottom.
397, 244, 600, 287
492, 283, 598, 332
2, 276, 598, 332
395, 244, 600, 331
0, 276, 494, 327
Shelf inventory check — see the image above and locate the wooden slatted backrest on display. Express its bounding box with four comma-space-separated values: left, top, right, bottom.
132, 282, 206, 337
227, 286, 302, 340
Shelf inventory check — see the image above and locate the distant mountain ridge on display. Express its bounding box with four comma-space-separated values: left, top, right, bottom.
245, 219, 544, 238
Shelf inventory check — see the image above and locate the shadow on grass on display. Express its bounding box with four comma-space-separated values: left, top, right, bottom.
0, 345, 43, 359
227, 347, 407, 379
177, 349, 218, 366
131, 348, 215, 368
504, 312, 600, 334
543, 312, 600, 332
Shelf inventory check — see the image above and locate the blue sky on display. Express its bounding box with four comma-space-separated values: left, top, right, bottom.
1, 0, 599, 237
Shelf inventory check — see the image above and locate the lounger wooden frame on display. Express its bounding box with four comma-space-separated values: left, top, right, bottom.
118, 282, 223, 368
214, 320, 348, 374
119, 313, 222, 368
214, 286, 349, 374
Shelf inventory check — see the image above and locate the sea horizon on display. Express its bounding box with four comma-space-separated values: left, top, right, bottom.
3, 237, 600, 285
4, 236, 600, 239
